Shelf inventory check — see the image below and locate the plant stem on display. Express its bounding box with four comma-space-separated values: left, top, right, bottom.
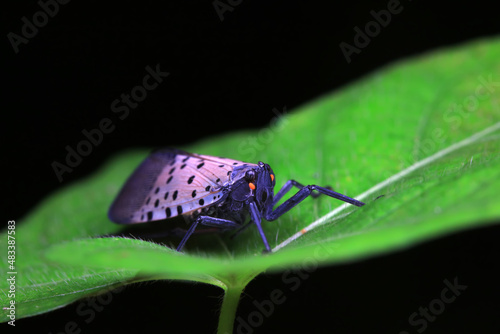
217, 285, 244, 334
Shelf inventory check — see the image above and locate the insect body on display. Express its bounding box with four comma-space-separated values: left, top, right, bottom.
108, 149, 365, 252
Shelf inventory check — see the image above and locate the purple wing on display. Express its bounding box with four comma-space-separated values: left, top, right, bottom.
108, 149, 256, 224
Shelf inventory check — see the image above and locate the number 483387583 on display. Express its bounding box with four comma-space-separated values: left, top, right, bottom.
7, 220, 16, 271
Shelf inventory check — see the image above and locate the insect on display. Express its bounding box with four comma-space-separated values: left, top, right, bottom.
108, 149, 365, 252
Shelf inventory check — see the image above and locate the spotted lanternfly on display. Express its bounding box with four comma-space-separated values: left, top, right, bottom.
108, 148, 365, 252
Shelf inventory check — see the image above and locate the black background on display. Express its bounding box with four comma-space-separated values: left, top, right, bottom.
2, 0, 500, 333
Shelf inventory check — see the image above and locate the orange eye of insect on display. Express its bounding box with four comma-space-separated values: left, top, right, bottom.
270, 174, 274, 182
249, 182, 256, 190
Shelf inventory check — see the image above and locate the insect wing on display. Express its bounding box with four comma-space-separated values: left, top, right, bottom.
108, 149, 255, 224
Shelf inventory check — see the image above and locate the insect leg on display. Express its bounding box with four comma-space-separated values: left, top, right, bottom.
197, 216, 241, 229
176, 219, 200, 251
266, 184, 364, 221
177, 216, 241, 251
273, 180, 334, 207
249, 201, 271, 253
273, 180, 306, 205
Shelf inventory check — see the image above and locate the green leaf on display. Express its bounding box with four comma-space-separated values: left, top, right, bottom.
2, 37, 500, 333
